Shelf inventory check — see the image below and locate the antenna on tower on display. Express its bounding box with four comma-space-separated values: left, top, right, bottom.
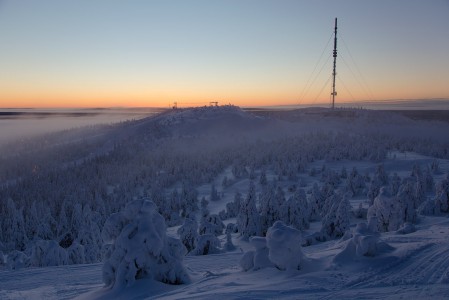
331, 18, 338, 109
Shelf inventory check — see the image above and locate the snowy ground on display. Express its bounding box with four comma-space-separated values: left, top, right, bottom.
2, 216, 449, 299
1, 106, 449, 299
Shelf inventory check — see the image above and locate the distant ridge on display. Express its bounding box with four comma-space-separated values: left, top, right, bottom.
247, 98, 449, 111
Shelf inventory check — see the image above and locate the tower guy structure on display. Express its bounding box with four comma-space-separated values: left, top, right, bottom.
331, 18, 338, 109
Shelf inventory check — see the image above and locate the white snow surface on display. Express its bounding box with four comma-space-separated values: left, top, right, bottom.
2, 106, 449, 299
2, 218, 449, 299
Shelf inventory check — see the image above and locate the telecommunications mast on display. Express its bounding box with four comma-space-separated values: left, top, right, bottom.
331, 18, 338, 109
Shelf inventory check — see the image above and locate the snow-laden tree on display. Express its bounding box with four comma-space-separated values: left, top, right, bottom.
159, 189, 182, 226
321, 193, 351, 239
430, 159, 440, 174
199, 214, 225, 236
6, 250, 28, 270
102, 199, 189, 290
413, 176, 427, 208
177, 218, 198, 253
3, 199, 27, 251
210, 184, 220, 202
367, 164, 389, 205
395, 179, 417, 224
266, 221, 303, 271
260, 185, 284, 234
56, 200, 71, 238
77, 204, 103, 263
222, 175, 230, 188
367, 187, 403, 232
435, 174, 449, 212
308, 183, 322, 221
25, 201, 56, 240
410, 164, 422, 179
423, 167, 435, 192
319, 183, 336, 217
237, 181, 261, 240
336, 222, 392, 259
225, 191, 242, 218
389, 172, 401, 196
190, 234, 221, 256
67, 241, 85, 265
27, 239, 68, 267
280, 188, 310, 230
180, 182, 199, 218
239, 236, 273, 271
223, 230, 235, 251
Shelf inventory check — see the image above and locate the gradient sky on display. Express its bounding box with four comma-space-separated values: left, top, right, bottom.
0, 0, 448, 108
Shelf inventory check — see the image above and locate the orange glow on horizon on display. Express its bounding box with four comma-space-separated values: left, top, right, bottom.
1, 84, 447, 109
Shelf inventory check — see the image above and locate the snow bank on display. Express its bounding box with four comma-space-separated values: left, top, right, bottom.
102, 199, 189, 290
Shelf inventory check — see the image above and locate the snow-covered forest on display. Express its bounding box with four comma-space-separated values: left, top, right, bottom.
1, 105, 449, 299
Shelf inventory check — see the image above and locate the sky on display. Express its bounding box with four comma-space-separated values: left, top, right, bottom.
0, 0, 448, 108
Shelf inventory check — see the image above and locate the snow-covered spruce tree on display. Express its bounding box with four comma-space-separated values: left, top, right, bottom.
159, 189, 182, 226
308, 182, 322, 221
435, 174, 449, 213
395, 179, 417, 224
180, 182, 199, 218
210, 184, 220, 202
430, 159, 440, 174
237, 181, 261, 240
223, 230, 235, 251
199, 214, 225, 236
260, 184, 284, 235
321, 185, 340, 218
367, 164, 389, 205
102, 199, 189, 290
413, 175, 427, 208
25, 201, 56, 241
190, 234, 221, 256
75, 204, 103, 263
56, 200, 71, 238
3, 199, 27, 251
67, 241, 85, 264
320, 193, 351, 240
225, 191, 242, 218
177, 218, 198, 253
27, 239, 68, 267
423, 167, 435, 192
410, 163, 422, 179
280, 188, 310, 230
367, 187, 403, 232
389, 172, 401, 196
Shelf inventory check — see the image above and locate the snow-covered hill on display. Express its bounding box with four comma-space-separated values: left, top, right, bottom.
1, 105, 449, 299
